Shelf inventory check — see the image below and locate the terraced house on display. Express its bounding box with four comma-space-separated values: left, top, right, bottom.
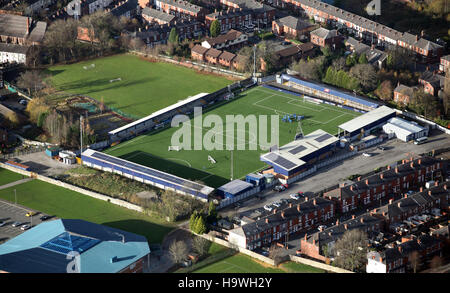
275, 0, 443, 62
155, 0, 206, 21
228, 197, 335, 250
219, 0, 276, 28
324, 157, 444, 214
205, 9, 253, 34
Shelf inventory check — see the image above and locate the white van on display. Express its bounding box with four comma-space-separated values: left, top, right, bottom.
414, 137, 427, 145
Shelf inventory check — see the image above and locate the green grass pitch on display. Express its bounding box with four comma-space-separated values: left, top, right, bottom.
46, 54, 233, 118
193, 253, 285, 273
0, 168, 26, 186
104, 86, 361, 188
0, 179, 174, 243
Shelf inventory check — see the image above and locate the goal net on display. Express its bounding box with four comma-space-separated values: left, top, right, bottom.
208, 155, 216, 164
168, 146, 181, 151
303, 95, 323, 104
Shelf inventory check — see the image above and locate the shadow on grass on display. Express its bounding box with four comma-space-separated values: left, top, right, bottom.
103, 219, 174, 244
119, 150, 228, 188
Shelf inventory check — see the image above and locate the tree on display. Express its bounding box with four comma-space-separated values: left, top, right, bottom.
168, 28, 179, 44
346, 54, 357, 67
194, 215, 207, 235
16, 70, 45, 96
210, 20, 221, 37
268, 244, 285, 266
333, 229, 368, 272
350, 64, 378, 91
409, 250, 420, 273
358, 53, 368, 64
191, 236, 211, 258
207, 201, 217, 223
6, 112, 22, 127
169, 240, 189, 265
332, 57, 346, 71
374, 80, 394, 101
290, 56, 326, 81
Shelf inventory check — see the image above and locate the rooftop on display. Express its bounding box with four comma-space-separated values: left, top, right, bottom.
338, 105, 396, 133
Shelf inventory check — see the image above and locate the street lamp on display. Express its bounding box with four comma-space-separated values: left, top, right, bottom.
14, 189, 17, 205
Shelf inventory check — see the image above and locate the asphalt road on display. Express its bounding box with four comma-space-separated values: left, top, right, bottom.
221, 129, 450, 219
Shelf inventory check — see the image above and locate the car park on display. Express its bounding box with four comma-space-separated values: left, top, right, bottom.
20, 224, 31, 231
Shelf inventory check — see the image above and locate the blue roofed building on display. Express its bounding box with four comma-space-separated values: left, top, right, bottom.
0, 219, 150, 273
217, 179, 255, 199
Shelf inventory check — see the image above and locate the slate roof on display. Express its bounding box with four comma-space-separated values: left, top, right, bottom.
310, 27, 338, 39
0, 43, 29, 54
420, 71, 444, 88
275, 16, 313, 31
157, 0, 203, 14
142, 7, 176, 23
204, 29, 244, 46
205, 47, 222, 58
191, 44, 208, 55
0, 14, 46, 43
219, 51, 236, 62
394, 84, 414, 96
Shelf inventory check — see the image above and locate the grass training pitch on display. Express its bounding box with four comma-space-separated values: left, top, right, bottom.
0, 179, 174, 243
46, 54, 233, 118
193, 253, 285, 273
105, 86, 360, 187
0, 168, 26, 186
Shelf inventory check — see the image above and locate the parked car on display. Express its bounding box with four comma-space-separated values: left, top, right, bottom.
318, 225, 327, 231
290, 193, 300, 200
19, 99, 28, 105
377, 146, 385, 151
40, 215, 51, 221
362, 152, 372, 157
11, 221, 21, 227
263, 204, 273, 212
272, 201, 281, 208
0, 221, 6, 227
273, 185, 286, 192
26, 211, 37, 217
20, 224, 31, 231
297, 191, 304, 196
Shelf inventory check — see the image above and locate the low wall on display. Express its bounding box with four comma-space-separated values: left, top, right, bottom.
0, 162, 144, 213
289, 255, 353, 273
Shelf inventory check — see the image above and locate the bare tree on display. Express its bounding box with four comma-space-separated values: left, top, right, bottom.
169, 240, 189, 265
269, 243, 285, 266
16, 70, 45, 96
409, 250, 421, 273
350, 64, 378, 91
333, 229, 368, 272
191, 236, 211, 258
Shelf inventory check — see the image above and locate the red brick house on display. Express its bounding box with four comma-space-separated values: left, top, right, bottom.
219, 0, 275, 28
418, 71, 444, 97
205, 9, 253, 34
393, 84, 415, 105
439, 55, 450, 73
272, 16, 314, 39
232, 54, 246, 71
191, 44, 209, 61
301, 214, 384, 262
77, 26, 99, 43
142, 7, 176, 25
218, 51, 236, 67
155, 0, 206, 21
204, 47, 222, 64
324, 157, 443, 214
201, 29, 248, 50
228, 197, 335, 250
310, 27, 342, 48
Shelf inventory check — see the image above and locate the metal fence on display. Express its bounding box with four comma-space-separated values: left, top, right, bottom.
1, 146, 46, 160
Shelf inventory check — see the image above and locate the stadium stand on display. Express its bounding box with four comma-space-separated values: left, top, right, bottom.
338, 105, 397, 141
81, 149, 214, 200
276, 74, 380, 112
260, 129, 339, 178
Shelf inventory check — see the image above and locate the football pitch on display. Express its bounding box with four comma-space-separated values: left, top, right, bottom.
46, 54, 233, 118
104, 86, 360, 188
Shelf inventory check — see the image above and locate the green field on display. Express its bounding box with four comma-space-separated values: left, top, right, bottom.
105, 86, 360, 187
193, 253, 285, 273
0, 168, 26, 186
280, 261, 325, 273
0, 179, 174, 243
46, 54, 232, 118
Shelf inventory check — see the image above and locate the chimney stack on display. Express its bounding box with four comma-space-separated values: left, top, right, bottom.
336, 219, 339, 225
265, 218, 269, 223
389, 199, 393, 204
304, 233, 307, 240
365, 179, 369, 185
387, 165, 391, 170
395, 167, 399, 173
273, 208, 277, 214
397, 202, 401, 208
360, 217, 364, 223
420, 187, 423, 192
352, 215, 355, 219
404, 193, 408, 198
313, 199, 317, 205
289, 203, 293, 208
357, 176, 361, 181
305, 196, 309, 201
350, 185, 354, 191
435, 181, 439, 186
410, 162, 414, 168
26, 17, 30, 35
297, 204, 301, 212
418, 159, 421, 164
344, 224, 348, 230
444, 184, 447, 190
428, 190, 432, 196
281, 211, 285, 218
380, 173, 384, 179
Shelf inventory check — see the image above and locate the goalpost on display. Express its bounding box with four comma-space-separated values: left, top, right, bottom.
303, 95, 323, 105
168, 146, 181, 151
208, 155, 216, 164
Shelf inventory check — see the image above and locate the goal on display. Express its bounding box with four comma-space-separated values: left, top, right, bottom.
168, 146, 181, 151
208, 155, 216, 164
